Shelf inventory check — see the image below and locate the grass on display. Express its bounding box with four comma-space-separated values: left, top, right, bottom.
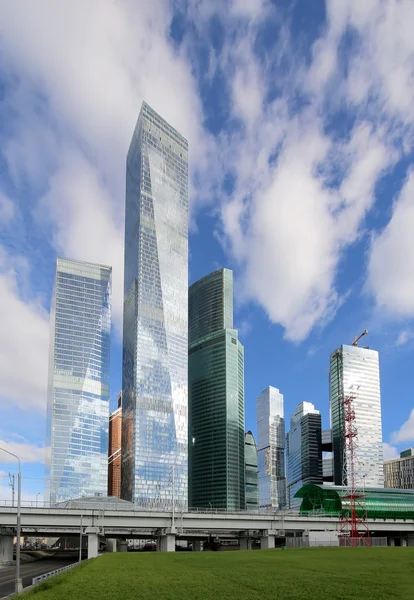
24, 547, 414, 600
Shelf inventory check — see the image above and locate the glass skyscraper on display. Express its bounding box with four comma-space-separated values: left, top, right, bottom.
122, 102, 188, 508
188, 269, 245, 510
245, 431, 259, 510
330, 344, 384, 488
256, 386, 287, 509
286, 402, 322, 508
46, 258, 111, 504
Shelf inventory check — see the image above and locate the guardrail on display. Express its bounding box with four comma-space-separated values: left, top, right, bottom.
32, 562, 79, 585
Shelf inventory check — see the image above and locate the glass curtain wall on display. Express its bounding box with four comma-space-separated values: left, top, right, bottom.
46, 258, 111, 504
122, 102, 188, 508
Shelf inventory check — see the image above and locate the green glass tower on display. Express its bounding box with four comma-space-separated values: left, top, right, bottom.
188, 269, 245, 510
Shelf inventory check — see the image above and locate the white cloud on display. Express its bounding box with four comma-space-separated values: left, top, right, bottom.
391, 409, 414, 445
367, 172, 414, 316
383, 442, 399, 461
0, 192, 15, 222
0, 249, 49, 412
0, 439, 46, 464
396, 330, 412, 346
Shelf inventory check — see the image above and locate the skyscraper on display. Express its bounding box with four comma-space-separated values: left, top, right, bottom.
286, 402, 322, 508
256, 386, 286, 509
108, 391, 122, 498
384, 449, 414, 489
245, 431, 259, 510
122, 102, 188, 508
46, 258, 111, 504
330, 344, 384, 488
188, 269, 245, 510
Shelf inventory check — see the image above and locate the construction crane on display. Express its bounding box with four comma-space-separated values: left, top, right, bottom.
352, 329, 368, 347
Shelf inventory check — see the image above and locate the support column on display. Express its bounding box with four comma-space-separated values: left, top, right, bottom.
260, 530, 276, 550
106, 539, 117, 552
401, 539, 407, 547
389, 538, 395, 547
240, 537, 252, 550
85, 527, 100, 559
192, 540, 203, 552
0, 529, 14, 563
118, 541, 128, 553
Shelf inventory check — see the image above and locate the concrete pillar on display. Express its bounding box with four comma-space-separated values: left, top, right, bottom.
0, 534, 13, 563
159, 534, 176, 552
118, 541, 128, 553
260, 530, 276, 550
106, 539, 117, 552
389, 538, 395, 547
401, 539, 407, 547
85, 527, 100, 559
240, 537, 252, 550
193, 540, 203, 551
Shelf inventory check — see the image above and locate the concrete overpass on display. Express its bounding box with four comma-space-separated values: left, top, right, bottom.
1, 505, 413, 558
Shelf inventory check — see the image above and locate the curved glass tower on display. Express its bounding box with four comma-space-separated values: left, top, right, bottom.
188, 269, 245, 510
46, 258, 111, 504
256, 386, 286, 509
245, 431, 259, 510
122, 102, 188, 508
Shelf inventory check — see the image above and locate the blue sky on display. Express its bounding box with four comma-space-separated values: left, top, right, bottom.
1, 0, 414, 500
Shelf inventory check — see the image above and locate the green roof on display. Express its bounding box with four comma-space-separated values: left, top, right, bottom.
295, 484, 414, 520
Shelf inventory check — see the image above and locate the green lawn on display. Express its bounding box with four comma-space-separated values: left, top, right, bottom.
25, 548, 414, 600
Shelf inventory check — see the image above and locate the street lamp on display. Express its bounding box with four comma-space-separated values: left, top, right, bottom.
36, 493, 40, 508
0, 447, 22, 594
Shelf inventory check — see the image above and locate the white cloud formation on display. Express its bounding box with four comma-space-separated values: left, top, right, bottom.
396, 330, 412, 346
0, 249, 49, 411
367, 172, 414, 316
391, 409, 414, 445
382, 442, 399, 461
0, 439, 46, 464
0, 192, 15, 222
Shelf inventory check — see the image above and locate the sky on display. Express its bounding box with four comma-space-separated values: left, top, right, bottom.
1, 0, 414, 501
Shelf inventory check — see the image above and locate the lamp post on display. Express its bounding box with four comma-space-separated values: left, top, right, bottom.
0, 447, 22, 594
36, 493, 40, 508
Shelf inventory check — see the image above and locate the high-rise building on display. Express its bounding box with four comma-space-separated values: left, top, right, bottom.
245, 431, 259, 510
121, 102, 188, 508
286, 402, 322, 508
330, 344, 384, 488
384, 449, 414, 489
322, 429, 334, 485
188, 269, 245, 510
108, 391, 122, 498
256, 386, 286, 509
46, 258, 111, 504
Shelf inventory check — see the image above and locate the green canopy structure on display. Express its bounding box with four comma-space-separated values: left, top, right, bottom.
294, 484, 414, 520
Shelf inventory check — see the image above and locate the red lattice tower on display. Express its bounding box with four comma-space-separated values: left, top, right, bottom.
339, 391, 371, 547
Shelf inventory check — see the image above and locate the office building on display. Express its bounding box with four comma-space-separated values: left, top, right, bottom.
286, 402, 322, 508
256, 386, 286, 509
46, 258, 111, 503
330, 344, 384, 488
188, 269, 245, 510
108, 391, 122, 498
322, 429, 333, 485
121, 102, 188, 508
245, 431, 259, 510
384, 449, 414, 489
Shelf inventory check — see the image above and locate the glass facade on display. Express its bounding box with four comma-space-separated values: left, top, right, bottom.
245, 431, 259, 510
384, 454, 414, 489
286, 402, 322, 509
256, 386, 286, 509
122, 102, 188, 508
296, 484, 414, 520
188, 269, 245, 510
46, 258, 111, 504
330, 344, 384, 488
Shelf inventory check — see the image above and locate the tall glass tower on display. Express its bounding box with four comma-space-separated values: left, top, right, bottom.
330, 344, 384, 488
286, 402, 322, 508
256, 386, 286, 509
122, 102, 188, 508
245, 431, 259, 510
188, 269, 245, 510
46, 258, 111, 504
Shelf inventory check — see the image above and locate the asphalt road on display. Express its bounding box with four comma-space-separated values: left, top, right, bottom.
0, 556, 78, 598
